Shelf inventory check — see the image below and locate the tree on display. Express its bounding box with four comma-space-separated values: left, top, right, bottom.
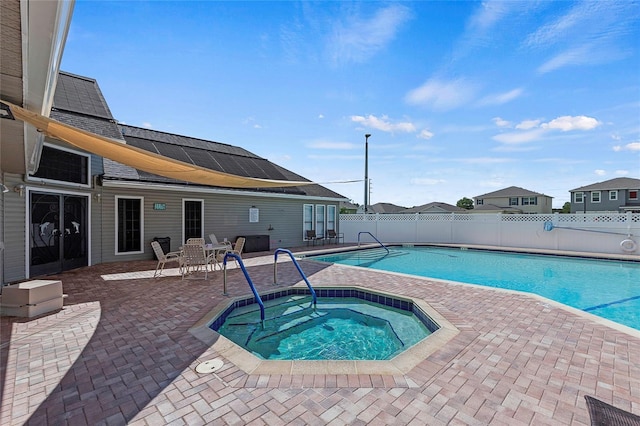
457, 197, 474, 210
561, 202, 571, 213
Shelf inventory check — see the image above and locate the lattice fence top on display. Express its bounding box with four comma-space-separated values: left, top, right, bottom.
340, 212, 640, 224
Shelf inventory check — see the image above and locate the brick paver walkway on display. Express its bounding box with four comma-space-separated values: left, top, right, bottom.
1, 249, 639, 425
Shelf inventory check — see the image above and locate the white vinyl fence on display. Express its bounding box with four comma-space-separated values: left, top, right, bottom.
339, 212, 640, 256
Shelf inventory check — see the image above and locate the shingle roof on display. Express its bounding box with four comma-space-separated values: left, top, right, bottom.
368, 203, 406, 213
53, 72, 114, 120
570, 177, 640, 192
474, 186, 551, 199
117, 125, 346, 198
49, 71, 347, 200
403, 202, 465, 213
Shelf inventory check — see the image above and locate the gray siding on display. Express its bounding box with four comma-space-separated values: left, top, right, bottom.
96, 185, 339, 264
2, 173, 28, 283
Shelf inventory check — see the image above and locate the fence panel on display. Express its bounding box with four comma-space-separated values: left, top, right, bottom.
339, 212, 639, 255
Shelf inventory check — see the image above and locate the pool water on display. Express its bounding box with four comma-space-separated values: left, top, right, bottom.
308, 247, 640, 331
215, 295, 432, 360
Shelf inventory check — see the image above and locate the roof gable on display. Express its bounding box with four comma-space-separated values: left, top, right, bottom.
570, 177, 640, 192
474, 186, 550, 199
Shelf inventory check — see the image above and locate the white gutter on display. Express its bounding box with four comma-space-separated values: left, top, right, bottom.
101, 179, 347, 202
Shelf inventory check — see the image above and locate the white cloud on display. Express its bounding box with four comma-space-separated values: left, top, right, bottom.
541, 115, 600, 131
308, 141, 358, 150
405, 78, 477, 111
493, 128, 545, 144
493, 115, 600, 146
493, 117, 511, 128
457, 157, 513, 164
594, 169, 606, 176
615, 170, 630, 176
328, 4, 412, 65
417, 129, 434, 140
350, 114, 416, 133
142, 122, 153, 129
410, 178, 446, 186
515, 119, 541, 130
478, 88, 523, 106
613, 142, 640, 152
318, 114, 324, 119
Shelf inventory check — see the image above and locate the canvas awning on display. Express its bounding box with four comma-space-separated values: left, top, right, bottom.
2, 100, 314, 188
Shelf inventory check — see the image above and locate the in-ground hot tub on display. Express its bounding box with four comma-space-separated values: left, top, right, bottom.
190, 286, 459, 375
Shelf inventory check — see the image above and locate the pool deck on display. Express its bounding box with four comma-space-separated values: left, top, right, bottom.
1, 246, 639, 425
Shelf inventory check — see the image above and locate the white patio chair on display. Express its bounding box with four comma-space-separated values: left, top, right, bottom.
217, 237, 246, 268
181, 243, 216, 280
151, 241, 183, 277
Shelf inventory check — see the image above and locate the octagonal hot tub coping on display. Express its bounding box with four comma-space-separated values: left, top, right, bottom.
189, 286, 460, 376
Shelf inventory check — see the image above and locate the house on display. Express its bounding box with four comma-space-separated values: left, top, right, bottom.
473, 186, 553, 214
358, 202, 406, 214
0, 5, 346, 283
569, 177, 640, 213
402, 202, 467, 214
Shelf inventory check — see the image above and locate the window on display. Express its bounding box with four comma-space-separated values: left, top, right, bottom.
32, 144, 90, 186
116, 196, 143, 254
630, 190, 639, 200
521, 197, 537, 206
574, 192, 584, 203
591, 191, 601, 203
509, 197, 518, 206
327, 205, 337, 232
315, 204, 326, 238
476, 199, 483, 206
183, 199, 203, 242
303, 204, 313, 238
609, 190, 618, 201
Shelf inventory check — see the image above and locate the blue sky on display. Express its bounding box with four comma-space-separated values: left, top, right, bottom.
61, 1, 640, 208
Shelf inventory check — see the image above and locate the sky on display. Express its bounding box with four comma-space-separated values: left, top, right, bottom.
60, 0, 640, 209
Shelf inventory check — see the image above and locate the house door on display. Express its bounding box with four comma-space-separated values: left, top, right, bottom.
29, 192, 88, 277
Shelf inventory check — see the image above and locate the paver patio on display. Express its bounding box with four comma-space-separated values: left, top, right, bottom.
1, 248, 639, 425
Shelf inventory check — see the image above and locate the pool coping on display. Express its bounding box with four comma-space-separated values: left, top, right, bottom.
189, 285, 460, 375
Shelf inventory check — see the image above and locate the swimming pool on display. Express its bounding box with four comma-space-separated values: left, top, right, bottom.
306, 246, 640, 331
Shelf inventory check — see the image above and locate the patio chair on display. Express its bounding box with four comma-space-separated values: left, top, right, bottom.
181, 243, 216, 280
151, 240, 183, 277
584, 395, 640, 426
326, 229, 342, 244
209, 233, 232, 248
305, 230, 324, 246
186, 237, 205, 246
217, 237, 246, 268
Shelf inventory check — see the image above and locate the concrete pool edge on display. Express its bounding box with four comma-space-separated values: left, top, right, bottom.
188, 286, 460, 376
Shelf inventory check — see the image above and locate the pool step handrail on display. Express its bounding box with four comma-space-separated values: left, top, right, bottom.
357, 231, 390, 254
274, 248, 317, 308
222, 252, 265, 327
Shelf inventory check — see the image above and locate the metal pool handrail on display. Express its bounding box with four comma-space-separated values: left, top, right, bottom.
223, 252, 265, 327
358, 231, 390, 254
273, 248, 317, 308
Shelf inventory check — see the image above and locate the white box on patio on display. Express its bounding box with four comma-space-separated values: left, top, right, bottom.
0, 280, 63, 318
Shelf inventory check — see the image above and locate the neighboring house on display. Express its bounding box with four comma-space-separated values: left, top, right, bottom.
402, 202, 466, 214
2, 67, 347, 283
569, 177, 640, 213
340, 201, 359, 214
473, 186, 553, 214
358, 202, 406, 214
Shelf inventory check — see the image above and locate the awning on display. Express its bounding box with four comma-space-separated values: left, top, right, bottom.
2, 100, 314, 188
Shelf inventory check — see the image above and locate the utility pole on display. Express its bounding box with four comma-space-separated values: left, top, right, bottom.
364, 134, 371, 213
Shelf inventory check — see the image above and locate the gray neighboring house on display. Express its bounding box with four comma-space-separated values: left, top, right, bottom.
569, 177, 640, 213
402, 202, 466, 214
2, 70, 347, 283
473, 186, 553, 214
359, 202, 407, 214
